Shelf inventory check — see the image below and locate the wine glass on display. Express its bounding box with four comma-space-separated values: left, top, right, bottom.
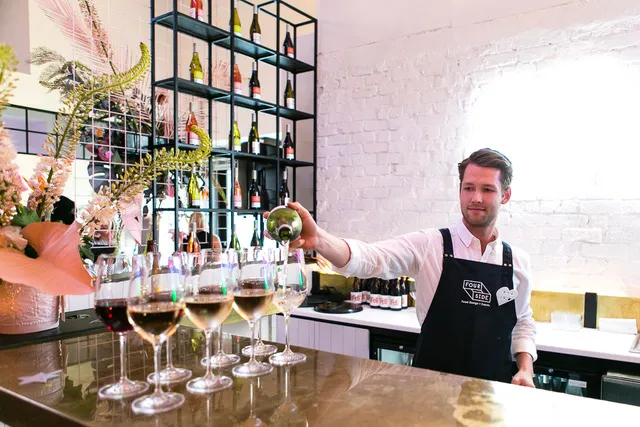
146, 252, 192, 385
269, 248, 308, 366
242, 318, 277, 357
184, 249, 235, 394
201, 249, 241, 368
232, 248, 275, 378
127, 253, 186, 415
94, 254, 149, 400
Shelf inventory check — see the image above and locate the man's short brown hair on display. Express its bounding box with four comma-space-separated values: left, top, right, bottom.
458, 148, 513, 192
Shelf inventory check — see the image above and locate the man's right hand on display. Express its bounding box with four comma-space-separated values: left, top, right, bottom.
263, 202, 352, 268
263, 202, 319, 251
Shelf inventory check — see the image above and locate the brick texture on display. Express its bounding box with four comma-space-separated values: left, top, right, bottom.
317, 0, 640, 297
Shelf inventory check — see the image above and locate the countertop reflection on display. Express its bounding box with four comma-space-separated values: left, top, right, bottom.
1, 325, 640, 426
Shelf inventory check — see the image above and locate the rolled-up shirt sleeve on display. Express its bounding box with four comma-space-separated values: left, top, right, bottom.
332, 232, 428, 280
511, 247, 537, 361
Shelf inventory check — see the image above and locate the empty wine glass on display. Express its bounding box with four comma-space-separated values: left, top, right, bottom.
146, 252, 192, 385
270, 248, 308, 366
127, 253, 186, 415
232, 248, 275, 378
94, 254, 149, 400
184, 249, 235, 394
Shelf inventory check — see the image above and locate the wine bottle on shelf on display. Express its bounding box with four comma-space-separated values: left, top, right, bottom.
284, 73, 295, 109
250, 217, 262, 247
369, 279, 380, 309
189, 43, 203, 83
279, 169, 291, 206
282, 123, 294, 160
233, 55, 242, 95
186, 102, 199, 146
283, 24, 295, 58
350, 278, 362, 304
361, 278, 370, 305
380, 280, 390, 310
187, 222, 201, 253
233, 161, 243, 209
260, 169, 270, 210
188, 169, 202, 208
190, 0, 205, 21
231, 0, 242, 36
230, 110, 242, 151
249, 169, 261, 209
249, 62, 261, 100
250, 5, 261, 44
230, 231, 242, 251
200, 180, 209, 208
248, 113, 261, 155
390, 278, 402, 311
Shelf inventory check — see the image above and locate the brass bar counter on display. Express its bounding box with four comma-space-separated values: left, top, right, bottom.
0, 324, 639, 426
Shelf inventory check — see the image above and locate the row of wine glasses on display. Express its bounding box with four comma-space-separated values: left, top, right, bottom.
93, 246, 308, 415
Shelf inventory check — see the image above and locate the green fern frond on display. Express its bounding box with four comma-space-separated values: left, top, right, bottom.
32, 43, 150, 218
0, 44, 18, 118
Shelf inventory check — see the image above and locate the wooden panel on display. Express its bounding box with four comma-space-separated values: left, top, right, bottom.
530, 290, 584, 323
598, 295, 640, 330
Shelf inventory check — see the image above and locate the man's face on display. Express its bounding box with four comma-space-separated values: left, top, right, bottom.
459, 163, 511, 229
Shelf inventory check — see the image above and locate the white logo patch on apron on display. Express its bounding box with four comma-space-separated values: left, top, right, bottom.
462, 280, 491, 306
496, 287, 518, 306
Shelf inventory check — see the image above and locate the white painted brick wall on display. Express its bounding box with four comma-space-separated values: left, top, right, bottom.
317, 0, 640, 297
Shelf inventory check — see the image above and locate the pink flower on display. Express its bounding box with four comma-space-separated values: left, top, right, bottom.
0, 226, 28, 250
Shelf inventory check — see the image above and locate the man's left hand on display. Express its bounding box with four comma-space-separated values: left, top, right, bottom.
511, 369, 535, 388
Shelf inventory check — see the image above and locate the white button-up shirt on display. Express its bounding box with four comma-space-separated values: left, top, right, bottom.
333, 220, 537, 361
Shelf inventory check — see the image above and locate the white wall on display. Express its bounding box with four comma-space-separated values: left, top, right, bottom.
316, 0, 640, 297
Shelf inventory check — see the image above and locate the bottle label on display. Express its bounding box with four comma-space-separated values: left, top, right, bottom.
234, 27, 242, 36
191, 199, 201, 208
251, 87, 261, 99
287, 46, 294, 58
252, 33, 261, 44
283, 196, 290, 205
402, 294, 408, 308
286, 97, 295, 109
251, 140, 260, 155
350, 292, 362, 304
380, 295, 390, 308
234, 82, 243, 95
285, 147, 294, 160
192, 71, 203, 84
233, 140, 242, 151
390, 296, 402, 310
363, 291, 370, 304
370, 294, 380, 307
188, 132, 200, 146
251, 195, 261, 209
234, 199, 242, 209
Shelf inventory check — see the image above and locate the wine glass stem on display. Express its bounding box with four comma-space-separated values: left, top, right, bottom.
248, 321, 256, 364
153, 343, 162, 394
166, 336, 173, 368
204, 330, 213, 378
118, 332, 128, 384
285, 366, 290, 401
284, 314, 291, 353
217, 325, 223, 355
257, 318, 263, 344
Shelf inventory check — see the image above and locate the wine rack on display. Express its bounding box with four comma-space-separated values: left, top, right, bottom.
150, 0, 317, 252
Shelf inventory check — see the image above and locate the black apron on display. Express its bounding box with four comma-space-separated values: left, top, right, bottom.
412, 228, 517, 383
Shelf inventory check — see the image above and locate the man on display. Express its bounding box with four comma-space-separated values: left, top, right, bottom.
273, 148, 536, 387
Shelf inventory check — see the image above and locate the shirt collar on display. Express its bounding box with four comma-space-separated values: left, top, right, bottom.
454, 220, 502, 248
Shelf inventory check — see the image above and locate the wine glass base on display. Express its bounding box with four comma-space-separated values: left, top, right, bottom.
232, 361, 273, 378
131, 391, 185, 415
98, 380, 149, 400
242, 342, 278, 357
269, 351, 306, 366
147, 367, 192, 385
186, 374, 233, 394
203, 353, 241, 368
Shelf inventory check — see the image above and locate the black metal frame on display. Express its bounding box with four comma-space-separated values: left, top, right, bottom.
150, 0, 317, 252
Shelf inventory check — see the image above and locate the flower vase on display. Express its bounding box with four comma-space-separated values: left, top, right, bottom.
0, 281, 61, 335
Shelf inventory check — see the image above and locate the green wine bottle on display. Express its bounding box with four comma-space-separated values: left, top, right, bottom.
231, 0, 242, 36
250, 5, 261, 44
230, 231, 242, 251
284, 73, 295, 109
250, 217, 262, 247
266, 206, 302, 244
248, 113, 260, 155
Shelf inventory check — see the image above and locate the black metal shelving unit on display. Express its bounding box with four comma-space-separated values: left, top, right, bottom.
150, 0, 317, 251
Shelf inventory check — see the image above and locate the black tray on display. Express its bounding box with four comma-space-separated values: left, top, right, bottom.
313, 301, 363, 314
